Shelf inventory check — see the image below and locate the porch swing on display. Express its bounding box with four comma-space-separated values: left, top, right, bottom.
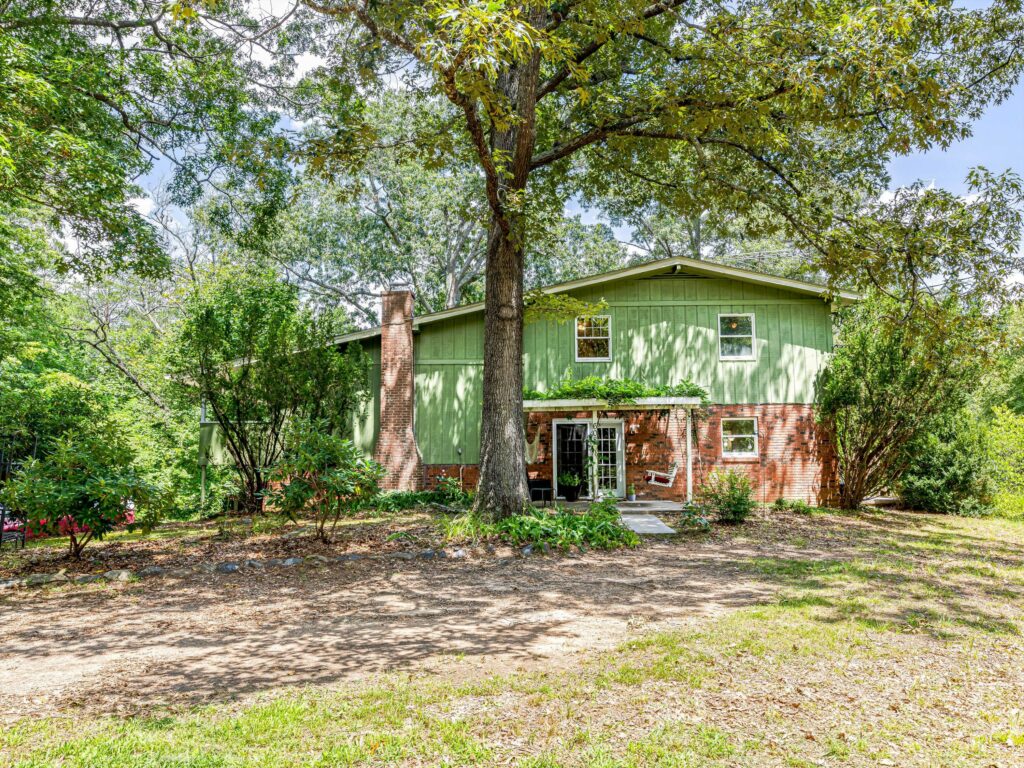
642, 407, 687, 491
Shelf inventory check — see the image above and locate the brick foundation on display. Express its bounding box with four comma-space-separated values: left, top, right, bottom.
373, 289, 423, 491
422, 404, 838, 505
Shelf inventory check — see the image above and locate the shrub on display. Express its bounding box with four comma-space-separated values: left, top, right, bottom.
698, 469, 755, 524
495, 500, 640, 550
369, 476, 471, 514
267, 420, 384, 541
898, 412, 993, 516
0, 428, 163, 558
678, 502, 711, 531
773, 497, 814, 515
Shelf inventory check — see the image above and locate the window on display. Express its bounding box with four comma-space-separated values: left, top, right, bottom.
722, 418, 758, 458
718, 313, 755, 360
575, 315, 611, 361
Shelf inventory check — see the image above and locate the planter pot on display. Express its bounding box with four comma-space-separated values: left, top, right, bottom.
561, 484, 582, 502
626, 493, 637, 502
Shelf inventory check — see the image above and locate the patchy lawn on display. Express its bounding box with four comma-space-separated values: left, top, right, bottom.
2, 509, 1023, 767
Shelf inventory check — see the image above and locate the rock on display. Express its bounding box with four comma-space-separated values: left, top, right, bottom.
485, 544, 497, 554
390, 551, 415, 561
335, 554, 362, 562
281, 557, 303, 567
282, 526, 311, 540
521, 545, 533, 557
74, 574, 103, 584
541, 542, 552, 555
418, 549, 435, 560
216, 562, 240, 574
0, 578, 25, 590
450, 548, 468, 559
265, 558, 285, 567
137, 566, 166, 578
166, 568, 192, 578
305, 554, 332, 564
197, 563, 216, 574
103, 569, 134, 582
26, 572, 67, 587
243, 559, 264, 569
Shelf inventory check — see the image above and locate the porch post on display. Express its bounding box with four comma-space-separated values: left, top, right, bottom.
685, 408, 693, 502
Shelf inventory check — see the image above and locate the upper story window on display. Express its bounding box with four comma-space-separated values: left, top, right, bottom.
575, 316, 611, 361
722, 417, 758, 458
718, 313, 755, 360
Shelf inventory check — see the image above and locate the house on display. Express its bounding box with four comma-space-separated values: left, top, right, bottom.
338, 256, 856, 506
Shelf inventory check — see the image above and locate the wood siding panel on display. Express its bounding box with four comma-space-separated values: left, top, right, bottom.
353, 274, 835, 464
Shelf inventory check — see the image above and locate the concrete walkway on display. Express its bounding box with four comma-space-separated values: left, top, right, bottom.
620, 514, 677, 535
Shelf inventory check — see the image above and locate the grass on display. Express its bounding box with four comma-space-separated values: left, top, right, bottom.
4, 509, 1024, 766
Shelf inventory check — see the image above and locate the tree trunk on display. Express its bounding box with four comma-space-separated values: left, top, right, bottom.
473, 45, 542, 519
475, 224, 530, 517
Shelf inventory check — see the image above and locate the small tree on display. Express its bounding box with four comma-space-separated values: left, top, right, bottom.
816, 296, 986, 509
267, 420, 384, 542
172, 269, 372, 514
0, 429, 161, 558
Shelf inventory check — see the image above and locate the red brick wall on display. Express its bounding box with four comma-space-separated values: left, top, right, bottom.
694, 405, 838, 506
373, 289, 423, 490
422, 405, 838, 505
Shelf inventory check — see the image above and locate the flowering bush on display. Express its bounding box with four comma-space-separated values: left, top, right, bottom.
0, 430, 160, 558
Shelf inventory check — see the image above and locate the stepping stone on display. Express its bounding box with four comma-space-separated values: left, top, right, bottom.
620, 514, 676, 535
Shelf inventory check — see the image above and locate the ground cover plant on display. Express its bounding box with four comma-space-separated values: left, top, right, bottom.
441, 499, 640, 550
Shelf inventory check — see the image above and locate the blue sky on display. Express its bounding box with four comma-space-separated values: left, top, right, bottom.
887, 83, 1024, 193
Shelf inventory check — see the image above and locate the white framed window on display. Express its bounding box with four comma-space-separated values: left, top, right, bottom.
575, 315, 611, 361
718, 313, 756, 360
722, 417, 758, 458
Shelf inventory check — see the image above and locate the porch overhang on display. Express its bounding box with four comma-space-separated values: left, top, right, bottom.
522, 396, 703, 412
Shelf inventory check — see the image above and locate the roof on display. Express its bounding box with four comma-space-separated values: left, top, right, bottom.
331, 255, 861, 346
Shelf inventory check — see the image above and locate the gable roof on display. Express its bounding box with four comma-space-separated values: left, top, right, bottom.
332, 255, 861, 346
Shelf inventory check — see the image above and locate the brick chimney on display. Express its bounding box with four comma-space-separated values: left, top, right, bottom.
374, 285, 422, 490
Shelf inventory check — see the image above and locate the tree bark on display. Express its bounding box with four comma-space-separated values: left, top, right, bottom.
475, 223, 530, 517
473, 44, 542, 519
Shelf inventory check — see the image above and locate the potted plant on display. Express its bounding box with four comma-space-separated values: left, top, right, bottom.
558, 471, 583, 502
626, 483, 637, 502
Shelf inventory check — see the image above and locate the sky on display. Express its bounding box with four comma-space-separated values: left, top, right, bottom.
887, 84, 1024, 194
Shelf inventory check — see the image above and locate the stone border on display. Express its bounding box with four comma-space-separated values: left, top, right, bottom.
0, 544, 571, 592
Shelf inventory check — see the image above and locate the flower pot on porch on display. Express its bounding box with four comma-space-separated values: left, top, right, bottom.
561, 483, 582, 503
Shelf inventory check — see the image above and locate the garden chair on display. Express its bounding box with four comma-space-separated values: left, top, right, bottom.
0, 505, 26, 550
527, 477, 553, 506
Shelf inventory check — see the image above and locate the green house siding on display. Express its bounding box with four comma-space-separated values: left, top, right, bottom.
352, 273, 835, 465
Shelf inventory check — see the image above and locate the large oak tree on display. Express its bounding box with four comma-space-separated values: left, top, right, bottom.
276, 0, 1024, 517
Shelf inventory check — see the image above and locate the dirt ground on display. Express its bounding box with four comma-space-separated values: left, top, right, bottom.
0, 509, 1018, 720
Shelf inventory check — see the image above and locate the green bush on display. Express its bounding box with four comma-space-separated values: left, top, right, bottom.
267, 419, 384, 541
495, 500, 640, 550
698, 469, 755, 524
898, 412, 993, 516
369, 476, 471, 514
0, 427, 165, 558
772, 497, 814, 515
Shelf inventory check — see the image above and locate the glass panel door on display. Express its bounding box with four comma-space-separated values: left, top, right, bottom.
594, 424, 623, 498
